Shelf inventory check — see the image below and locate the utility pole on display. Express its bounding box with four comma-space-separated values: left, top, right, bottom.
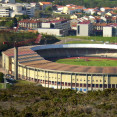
3, 34, 42, 81
14, 45, 18, 80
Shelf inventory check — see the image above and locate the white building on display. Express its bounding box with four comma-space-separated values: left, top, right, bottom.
0, 6, 10, 17
103, 25, 117, 37
1, 3, 37, 17
23, 3, 35, 17
77, 21, 93, 36
38, 19, 71, 36
103, 26, 112, 37
1, 0, 15, 3
38, 28, 63, 36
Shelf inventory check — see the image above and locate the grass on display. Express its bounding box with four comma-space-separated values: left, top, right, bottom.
15, 80, 35, 85
65, 36, 117, 43
0, 83, 11, 89
55, 58, 117, 66
65, 40, 103, 44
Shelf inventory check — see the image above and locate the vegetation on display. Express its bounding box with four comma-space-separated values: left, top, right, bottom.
53, 13, 70, 19
40, 34, 60, 44
0, 81, 117, 116
0, 31, 38, 54
0, 17, 17, 28
16, 0, 117, 7
65, 40, 103, 44
54, 58, 117, 66
65, 36, 117, 43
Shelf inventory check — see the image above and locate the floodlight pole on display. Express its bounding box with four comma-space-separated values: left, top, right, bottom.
14, 45, 18, 80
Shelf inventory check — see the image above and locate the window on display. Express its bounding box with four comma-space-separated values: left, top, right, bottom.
77, 25, 80, 34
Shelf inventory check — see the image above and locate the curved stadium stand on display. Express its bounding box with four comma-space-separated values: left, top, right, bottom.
2, 44, 117, 92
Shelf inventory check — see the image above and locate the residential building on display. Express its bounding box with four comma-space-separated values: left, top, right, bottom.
103, 24, 117, 37
62, 5, 85, 14
100, 7, 113, 12
77, 21, 93, 36
18, 19, 41, 29
38, 18, 70, 36
0, 6, 10, 17
103, 26, 113, 37
23, 3, 35, 17
2, 0, 15, 3
2, 3, 24, 17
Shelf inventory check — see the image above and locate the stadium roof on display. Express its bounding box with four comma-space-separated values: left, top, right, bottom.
3, 44, 117, 75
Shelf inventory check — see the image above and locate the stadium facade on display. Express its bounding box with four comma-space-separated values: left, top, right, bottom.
2, 44, 117, 92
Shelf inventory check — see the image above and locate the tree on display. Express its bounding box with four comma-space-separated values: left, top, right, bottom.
18, 15, 29, 21
0, 72, 4, 83
12, 17, 17, 27
5, 21, 13, 28
45, 6, 53, 13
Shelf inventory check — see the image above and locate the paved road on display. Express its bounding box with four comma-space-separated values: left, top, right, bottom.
56, 38, 83, 44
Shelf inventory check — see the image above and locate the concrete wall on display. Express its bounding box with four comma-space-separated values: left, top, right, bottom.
103, 27, 112, 37
38, 28, 62, 36
42, 23, 50, 28
77, 24, 89, 36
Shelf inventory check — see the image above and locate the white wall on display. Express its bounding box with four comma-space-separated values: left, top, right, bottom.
38, 28, 62, 36
42, 23, 51, 28
77, 24, 89, 36
103, 27, 112, 37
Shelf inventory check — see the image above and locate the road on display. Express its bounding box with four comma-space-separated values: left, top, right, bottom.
56, 37, 84, 44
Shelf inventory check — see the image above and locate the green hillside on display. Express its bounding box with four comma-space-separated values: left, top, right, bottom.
16, 0, 117, 7
0, 81, 117, 117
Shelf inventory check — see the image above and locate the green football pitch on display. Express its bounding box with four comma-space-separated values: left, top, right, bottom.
55, 58, 117, 67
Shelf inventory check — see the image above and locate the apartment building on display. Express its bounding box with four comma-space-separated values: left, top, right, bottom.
18, 19, 41, 29
0, 6, 10, 17
38, 19, 71, 36
77, 21, 93, 36
103, 24, 117, 37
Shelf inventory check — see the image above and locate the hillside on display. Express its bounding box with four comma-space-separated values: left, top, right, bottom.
0, 81, 117, 117
16, 0, 117, 7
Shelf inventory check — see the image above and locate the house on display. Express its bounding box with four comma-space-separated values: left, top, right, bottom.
70, 19, 78, 30
83, 8, 95, 15
100, 7, 113, 12
111, 16, 117, 23
70, 14, 78, 19
62, 5, 84, 14
76, 20, 93, 36
39, 2, 52, 10
56, 5, 64, 12
97, 11, 105, 16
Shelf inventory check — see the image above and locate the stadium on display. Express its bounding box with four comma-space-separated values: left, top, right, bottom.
2, 44, 117, 92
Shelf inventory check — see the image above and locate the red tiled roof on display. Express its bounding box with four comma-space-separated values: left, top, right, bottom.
45, 19, 67, 23
40, 2, 52, 5
19, 19, 41, 23
79, 20, 91, 24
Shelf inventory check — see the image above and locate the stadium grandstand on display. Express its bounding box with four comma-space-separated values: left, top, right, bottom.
2, 44, 117, 92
